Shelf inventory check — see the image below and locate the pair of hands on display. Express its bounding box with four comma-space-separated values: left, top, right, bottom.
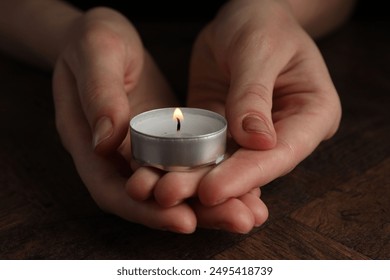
52, 0, 341, 234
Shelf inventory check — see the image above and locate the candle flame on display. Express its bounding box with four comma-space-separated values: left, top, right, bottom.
173, 108, 184, 121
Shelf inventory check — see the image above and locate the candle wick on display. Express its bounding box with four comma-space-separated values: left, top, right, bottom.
176, 117, 181, 131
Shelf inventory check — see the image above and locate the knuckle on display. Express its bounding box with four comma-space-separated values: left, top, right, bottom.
228, 25, 275, 64
80, 81, 109, 115
79, 21, 125, 55
238, 83, 272, 108
276, 138, 299, 175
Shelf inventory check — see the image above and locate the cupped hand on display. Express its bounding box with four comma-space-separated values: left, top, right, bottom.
127, 164, 268, 233
188, 0, 342, 204
52, 7, 200, 233
128, 0, 341, 225
53, 7, 267, 234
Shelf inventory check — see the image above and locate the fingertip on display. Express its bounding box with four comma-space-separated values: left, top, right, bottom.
125, 177, 146, 201
216, 199, 255, 234
198, 174, 226, 206
229, 113, 277, 150
242, 114, 277, 148
125, 167, 162, 201
240, 193, 269, 227
154, 177, 182, 208
255, 204, 269, 227
165, 220, 197, 234
93, 115, 130, 155
161, 204, 197, 234
86, 84, 131, 155
226, 80, 277, 150
93, 116, 114, 150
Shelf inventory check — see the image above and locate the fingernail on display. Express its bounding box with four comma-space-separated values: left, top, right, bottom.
242, 115, 271, 135
93, 117, 113, 148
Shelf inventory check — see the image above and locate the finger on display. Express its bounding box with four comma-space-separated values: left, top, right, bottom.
53, 61, 196, 234
192, 197, 255, 234
153, 167, 211, 207
125, 167, 163, 201
238, 192, 269, 227
101, 173, 197, 234
53, 59, 91, 154
224, 32, 295, 150
67, 28, 143, 154
90, 167, 197, 234
199, 107, 333, 206
249, 187, 261, 197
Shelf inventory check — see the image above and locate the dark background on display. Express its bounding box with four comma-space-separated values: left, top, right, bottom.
63, 0, 390, 103
67, 1, 226, 22
67, 0, 389, 22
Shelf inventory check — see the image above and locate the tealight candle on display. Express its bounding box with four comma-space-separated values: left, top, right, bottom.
130, 107, 227, 171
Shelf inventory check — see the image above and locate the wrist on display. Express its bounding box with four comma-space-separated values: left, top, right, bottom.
282, 0, 356, 38
226, 0, 355, 38
0, 0, 84, 69
49, 4, 83, 67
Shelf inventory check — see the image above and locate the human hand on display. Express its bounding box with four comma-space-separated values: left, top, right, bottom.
127, 163, 268, 233
53, 7, 268, 234
52, 7, 201, 233
187, 0, 341, 203
127, 0, 341, 231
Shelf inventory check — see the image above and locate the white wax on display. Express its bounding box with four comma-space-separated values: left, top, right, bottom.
131, 108, 226, 138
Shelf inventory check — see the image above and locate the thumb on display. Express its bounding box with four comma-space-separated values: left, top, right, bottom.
226, 52, 278, 150
89, 83, 130, 155
73, 51, 141, 155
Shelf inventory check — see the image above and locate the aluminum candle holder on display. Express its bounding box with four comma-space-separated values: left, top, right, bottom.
130, 107, 227, 171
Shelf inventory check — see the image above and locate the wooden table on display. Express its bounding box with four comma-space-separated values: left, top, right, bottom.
0, 19, 389, 260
